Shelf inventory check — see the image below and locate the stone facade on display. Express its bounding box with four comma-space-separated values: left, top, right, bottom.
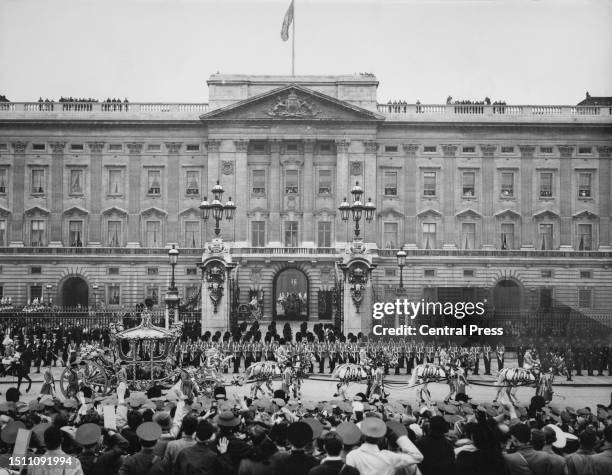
0, 74, 610, 329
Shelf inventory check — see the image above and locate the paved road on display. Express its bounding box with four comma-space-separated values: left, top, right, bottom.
2, 368, 611, 409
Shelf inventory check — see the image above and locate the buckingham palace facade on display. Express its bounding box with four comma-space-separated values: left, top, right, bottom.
0, 74, 611, 331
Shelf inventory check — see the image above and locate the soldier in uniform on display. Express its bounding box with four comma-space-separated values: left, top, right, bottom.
472, 345, 481, 376
32, 336, 43, 373
406, 343, 414, 375
574, 344, 583, 376
517, 343, 525, 368
564, 344, 574, 381
232, 338, 242, 374
483, 344, 492, 375
243, 337, 254, 370
318, 340, 328, 374
598, 343, 608, 376
76, 423, 102, 474
496, 343, 505, 371
586, 346, 595, 376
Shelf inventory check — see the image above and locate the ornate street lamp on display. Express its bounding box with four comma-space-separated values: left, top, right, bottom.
396, 250, 407, 289
199, 180, 236, 238
339, 181, 375, 241
165, 245, 180, 328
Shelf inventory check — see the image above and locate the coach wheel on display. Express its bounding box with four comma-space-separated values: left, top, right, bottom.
82, 361, 109, 397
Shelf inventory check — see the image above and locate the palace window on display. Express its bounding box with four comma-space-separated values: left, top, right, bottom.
384, 171, 398, 196
423, 223, 436, 249
539, 224, 553, 250
285, 170, 298, 194
108, 221, 122, 247
184, 221, 199, 248
461, 223, 476, 249
284, 221, 298, 247
146, 286, 159, 305
108, 144, 122, 152
108, 267, 119, 275
383, 222, 398, 248
252, 170, 266, 195
318, 169, 332, 195
31, 267, 42, 274
107, 285, 120, 305
423, 146, 437, 153
147, 144, 161, 152
501, 172, 514, 197
541, 270, 553, 278
577, 223, 592, 251
540, 146, 553, 154
423, 171, 436, 197
501, 146, 514, 153
424, 269, 436, 277
186, 268, 198, 276
145, 221, 161, 247
31, 169, 45, 194
32, 143, 46, 152
318, 221, 332, 247
30, 220, 45, 247
578, 146, 592, 155
384, 145, 398, 153
108, 169, 123, 195
69, 221, 83, 247
147, 267, 158, 275
186, 144, 200, 152
185, 171, 199, 196
462, 171, 475, 197
30, 285, 43, 301
251, 221, 265, 247
70, 169, 83, 195
501, 223, 515, 250
70, 144, 84, 152
580, 270, 592, 279
539, 172, 553, 197
578, 289, 592, 308
578, 173, 591, 198
0, 220, 5, 246
462, 146, 476, 153
0, 169, 7, 194
147, 170, 161, 195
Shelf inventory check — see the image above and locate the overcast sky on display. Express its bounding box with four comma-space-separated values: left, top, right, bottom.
1, 0, 610, 104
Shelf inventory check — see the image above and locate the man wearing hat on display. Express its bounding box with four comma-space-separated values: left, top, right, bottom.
270, 421, 319, 474
591, 424, 612, 473
118, 421, 163, 475
174, 420, 221, 475
27, 425, 83, 475
162, 415, 197, 469
75, 423, 102, 474
415, 415, 455, 475
346, 417, 423, 475
504, 423, 552, 475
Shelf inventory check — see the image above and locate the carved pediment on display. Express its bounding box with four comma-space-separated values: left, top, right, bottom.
456, 208, 482, 220
378, 207, 404, 218
179, 207, 201, 217
24, 206, 50, 217
102, 206, 128, 217
533, 209, 559, 220
0, 206, 10, 217
63, 206, 89, 217
495, 209, 521, 220
417, 208, 442, 219
200, 85, 385, 123
314, 207, 336, 218
141, 207, 167, 219
573, 210, 598, 220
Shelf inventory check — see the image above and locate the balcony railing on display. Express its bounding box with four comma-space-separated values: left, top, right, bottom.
376, 103, 612, 122
0, 246, 610, 259
0, 101, 209, 119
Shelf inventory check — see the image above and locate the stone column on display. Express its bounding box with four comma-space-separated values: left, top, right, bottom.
441, 145, 457, 249
87, 142, 105, 246
165, 142, 182, 245
519, 145, 536, 248
403, 144, 419, 246
48, 142, 65, 247
302, 139, 315, 247
335, 139, 350, 246
363, 140, 377, 245
9, 142, 27, 246
597, 146, 611, 248
234, 140, 249, 246
268, 140, 282, 246
480, 145, 497, 248
205, 139, 221, 244
558, 145, 574, 249
126, 143, 143, 247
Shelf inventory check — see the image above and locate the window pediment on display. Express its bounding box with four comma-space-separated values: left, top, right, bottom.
378, 207, 404, 218
456, 208, 482, 220
141, 207, 167, 219
417, 208, 442, 219
179, 207, 200, 218
495, 209, 521, 220
24, 206, 50, 217
533, 209, 559, 220
63, 206, 89, 217
0, 206, 10, 218
573, 210, 598, 220
102, 206, 128, 217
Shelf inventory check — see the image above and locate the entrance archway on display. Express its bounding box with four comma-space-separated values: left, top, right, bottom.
61, 276, 89, 308
273, 268, 309, 320
492, 279, 522, 314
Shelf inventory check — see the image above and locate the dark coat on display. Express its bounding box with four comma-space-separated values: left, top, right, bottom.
309, 459, 360, 475
415, 434, 456, 475
270, 450, 320, 475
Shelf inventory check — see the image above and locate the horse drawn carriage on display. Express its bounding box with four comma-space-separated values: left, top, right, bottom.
59, 312, 183, 398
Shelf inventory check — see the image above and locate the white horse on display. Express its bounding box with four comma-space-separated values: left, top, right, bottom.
409, 364, 456, 404
243, 361, 282, 399
493, 357, 564, 405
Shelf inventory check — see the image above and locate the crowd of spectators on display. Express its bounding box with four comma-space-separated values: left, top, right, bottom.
0, 380, 610, 474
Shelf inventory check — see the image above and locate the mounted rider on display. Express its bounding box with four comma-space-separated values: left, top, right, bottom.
523, 347, 541, 372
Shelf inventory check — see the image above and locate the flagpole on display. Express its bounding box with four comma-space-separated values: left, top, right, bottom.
292, 0, 295, 76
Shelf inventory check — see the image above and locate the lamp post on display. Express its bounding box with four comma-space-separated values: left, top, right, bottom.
165, 245, 180, 329
339, 181, 375, 243
199, 180, 236, 239
396, 250, 407, 289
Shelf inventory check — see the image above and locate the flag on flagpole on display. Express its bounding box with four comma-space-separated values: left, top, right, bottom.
281, 0, 294, 41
